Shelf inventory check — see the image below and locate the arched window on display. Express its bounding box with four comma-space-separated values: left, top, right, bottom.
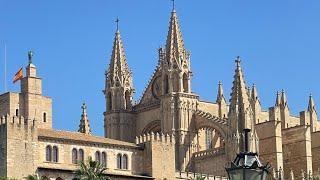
43, 112, 47, 122
95, 151, 101, 164
164, 75, 169, 94
125, 91, 131, 110
183, 73, 188, 93
46, 145, 52, 162
117, 153, 122, 169
78, 149, 84, 162
107, 92, 112, 111
52, 146, 59, 162
205, 129, 213, 150
122, 154, 128, 170
101, 152, 107, 167
72, 148, 78, 164
15, 109, 19, 116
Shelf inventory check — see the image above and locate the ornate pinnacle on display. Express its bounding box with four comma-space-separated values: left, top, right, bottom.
235, 56, 241, 68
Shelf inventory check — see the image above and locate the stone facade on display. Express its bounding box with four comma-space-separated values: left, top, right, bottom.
0, 6, 320, 180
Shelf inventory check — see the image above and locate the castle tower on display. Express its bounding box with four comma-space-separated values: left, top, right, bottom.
227, 57, 258, 160
20, 51, 52, 129
104, 21, 135, 142
78, 103, 91, 135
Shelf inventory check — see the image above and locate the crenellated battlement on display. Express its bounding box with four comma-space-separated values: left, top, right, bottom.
135, 132, 175, 145
0, 114, 37, 134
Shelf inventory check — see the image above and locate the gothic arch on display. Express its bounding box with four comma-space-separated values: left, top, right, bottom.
107, 92, 112, 110
142, 120, 161, 134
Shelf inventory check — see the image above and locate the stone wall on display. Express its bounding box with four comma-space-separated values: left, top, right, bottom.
282, 125, 312, 179
312, 131, 320, 171
136, 133, 175, 180
255, 119, 283, 170
2, 115, 39, 179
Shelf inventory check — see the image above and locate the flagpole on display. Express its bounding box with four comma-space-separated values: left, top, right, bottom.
4, 43, 7, 93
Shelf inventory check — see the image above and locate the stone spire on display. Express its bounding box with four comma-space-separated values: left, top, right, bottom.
227, 57, 257, 155
280, 90, 289, 109
308, 94, 316, 113
216, 81, 226, 103
251, 84, 259, 102
275, 91, 281, 107
229, 56, 254, 131
78, 103, 91, 135
165, 7, 188, 70
107, 24, 133, 89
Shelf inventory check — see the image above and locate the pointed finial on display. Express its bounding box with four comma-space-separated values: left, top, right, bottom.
308, 93, 316, 112
81, 102, 87, 114
235, 56, 241, 68
28, 51, 33, 64
115, 18, 120, 32
171, 0, 175, 11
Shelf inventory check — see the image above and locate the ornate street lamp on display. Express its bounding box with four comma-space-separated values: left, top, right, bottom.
226, 129, 270, 180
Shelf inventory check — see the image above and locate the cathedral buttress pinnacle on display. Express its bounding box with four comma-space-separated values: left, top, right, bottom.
227, 57, 258, 155
78, 103, 91, 135
308, 94, 316, 113
229, 57, 254, 131
216, 81, 226, 104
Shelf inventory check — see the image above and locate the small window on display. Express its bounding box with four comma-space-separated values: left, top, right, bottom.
72, 148, 78, 164
52, 146, 59, 162
101, 152, 107, 167
15, 109, 19, 116
43, 112, 47, 122
78, 149, 84, 163
117, 153, 122, 169
95, 151, 101, 164
122, 154, 128, 169
46, 145, 52, 162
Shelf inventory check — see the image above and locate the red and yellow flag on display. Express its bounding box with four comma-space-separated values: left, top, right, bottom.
13, 68, 23, 83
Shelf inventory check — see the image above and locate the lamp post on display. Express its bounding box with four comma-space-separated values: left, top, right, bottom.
226, 129, 270, 180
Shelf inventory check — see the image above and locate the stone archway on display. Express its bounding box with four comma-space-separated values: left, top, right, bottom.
141, 120, 161, 134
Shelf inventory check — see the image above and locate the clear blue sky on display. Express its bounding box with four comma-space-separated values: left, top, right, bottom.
1, 1, 320, 136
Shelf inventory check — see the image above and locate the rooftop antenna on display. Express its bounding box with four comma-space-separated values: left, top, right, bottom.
115, 18, 120, 31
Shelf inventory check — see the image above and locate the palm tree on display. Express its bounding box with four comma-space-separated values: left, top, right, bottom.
75, 157, 109, 180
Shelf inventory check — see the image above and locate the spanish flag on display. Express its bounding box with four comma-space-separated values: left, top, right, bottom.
13, 68, 23, 83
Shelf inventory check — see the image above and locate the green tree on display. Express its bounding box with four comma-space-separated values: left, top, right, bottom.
75, 157, 110, 180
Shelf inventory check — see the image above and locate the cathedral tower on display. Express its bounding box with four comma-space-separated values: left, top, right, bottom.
159, 7, 198, 172
104, 22, 135, 142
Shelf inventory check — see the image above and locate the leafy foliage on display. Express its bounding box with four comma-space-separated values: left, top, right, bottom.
75, 157, 110, 180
